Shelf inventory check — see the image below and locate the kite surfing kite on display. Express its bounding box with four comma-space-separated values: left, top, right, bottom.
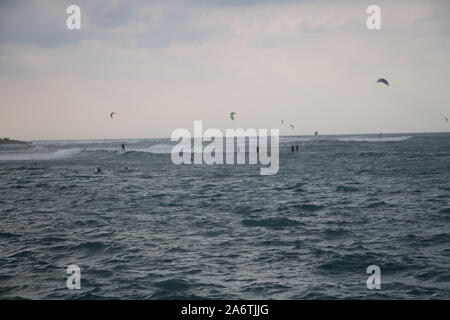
230, 112, 236, 120
110, 112, 117, 119
289, 124, 294, 129
377, 78, 389, 86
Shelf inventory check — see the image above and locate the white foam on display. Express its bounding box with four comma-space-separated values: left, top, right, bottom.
336, 136, 412, 142
32, 139, 143, 146
134, 144, 174, 154
279, 137, 314, 143
0, 148, 83, 161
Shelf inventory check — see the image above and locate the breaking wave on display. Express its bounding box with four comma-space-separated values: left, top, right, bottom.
336, 136, 412, 142
0, 135, 414, 161
0, 148, 84, 161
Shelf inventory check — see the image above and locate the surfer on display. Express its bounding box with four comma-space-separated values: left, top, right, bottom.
95, 167, 103, 173
121, 143, 126, 152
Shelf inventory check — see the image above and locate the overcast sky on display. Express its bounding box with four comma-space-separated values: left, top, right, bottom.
0, 0, 449, 140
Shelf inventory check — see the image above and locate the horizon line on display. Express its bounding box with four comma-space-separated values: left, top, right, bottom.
21, 130, 450, 142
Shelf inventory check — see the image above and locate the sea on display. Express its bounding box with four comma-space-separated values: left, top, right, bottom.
0, 132, 449, 299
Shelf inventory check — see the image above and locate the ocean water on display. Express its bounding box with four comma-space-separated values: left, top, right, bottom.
0, 133, 449, 299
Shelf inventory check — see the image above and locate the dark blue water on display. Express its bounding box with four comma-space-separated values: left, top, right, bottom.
1, 133, 449, 299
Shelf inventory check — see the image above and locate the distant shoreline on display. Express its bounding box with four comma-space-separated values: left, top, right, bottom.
0, 138, 29, 145
26, 131, 449, 143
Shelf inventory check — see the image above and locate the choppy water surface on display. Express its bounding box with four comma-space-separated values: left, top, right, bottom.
0, 133, 449, 299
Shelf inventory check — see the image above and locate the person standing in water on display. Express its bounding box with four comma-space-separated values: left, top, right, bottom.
121, 143, 126, 152
296, 145, 299, 152
291, 145, 295, 152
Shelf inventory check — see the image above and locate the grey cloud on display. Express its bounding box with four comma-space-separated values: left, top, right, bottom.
0, 0, 86, 47
0, 0, 222, 48
0, 0, 448, 51
196, 0, 310, 6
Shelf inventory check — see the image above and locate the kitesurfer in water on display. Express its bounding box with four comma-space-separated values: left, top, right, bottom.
121, 143, 126, 152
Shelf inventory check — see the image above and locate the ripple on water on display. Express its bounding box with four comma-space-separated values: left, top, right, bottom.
241, 217, 299, 229
70, 241, 107, 255
291, 203, 325, 212
336, 185, 360, 192
1, 133, 450, 299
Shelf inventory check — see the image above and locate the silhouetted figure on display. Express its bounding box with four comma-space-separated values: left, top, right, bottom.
256, 146, 259, 154
291, 145, 295, 152
121, 144, 126, 152
296, 145, 299, 152
95, 167, 102, 173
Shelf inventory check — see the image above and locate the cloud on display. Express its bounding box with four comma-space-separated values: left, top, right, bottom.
0, 0, 449, 139
0, 0, 367, 49
0, 0, 84, 47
